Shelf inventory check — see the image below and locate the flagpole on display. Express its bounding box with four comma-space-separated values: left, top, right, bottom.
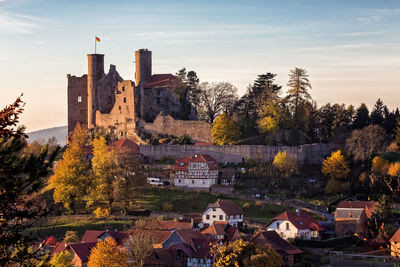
95, 36, 97, 54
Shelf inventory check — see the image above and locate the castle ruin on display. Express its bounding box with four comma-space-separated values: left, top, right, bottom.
67, 49, 212, 142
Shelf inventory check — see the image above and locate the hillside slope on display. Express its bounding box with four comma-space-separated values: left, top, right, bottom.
26, 126, 68, 146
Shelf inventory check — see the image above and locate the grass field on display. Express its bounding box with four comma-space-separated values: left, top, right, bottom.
133, 186, 291, 223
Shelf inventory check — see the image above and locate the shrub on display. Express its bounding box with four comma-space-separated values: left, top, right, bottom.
162, 202, 173, 212
93, 207, 110, 219
242, 202, 251, 209
255, 200, 264, 207
272, 151, 298, 177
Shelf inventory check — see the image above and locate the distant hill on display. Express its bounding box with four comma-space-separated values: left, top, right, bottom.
26, 126, 68, 146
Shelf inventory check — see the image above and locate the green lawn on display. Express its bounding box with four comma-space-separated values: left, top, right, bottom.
133, 186, 290, 223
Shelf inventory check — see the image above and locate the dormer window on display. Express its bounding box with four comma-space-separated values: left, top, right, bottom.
179, 162, 184, 166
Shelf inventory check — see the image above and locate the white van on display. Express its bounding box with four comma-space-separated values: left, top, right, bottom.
146, 177, 163, 186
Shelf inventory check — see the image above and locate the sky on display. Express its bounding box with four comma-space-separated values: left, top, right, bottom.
0, 0, 399, 131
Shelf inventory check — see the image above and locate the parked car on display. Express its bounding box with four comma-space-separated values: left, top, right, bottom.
162, 180, 170, 186
146, 177, 163, 186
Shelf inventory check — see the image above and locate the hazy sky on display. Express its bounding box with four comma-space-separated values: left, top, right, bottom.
1, 0, 399, 131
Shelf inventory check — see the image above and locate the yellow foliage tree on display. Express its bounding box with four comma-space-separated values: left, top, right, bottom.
49, 251, 74, 267
212, 113, 241, 145
88, 136, 117, 209
257, 100, 281, 134
388, 162, 400, 177
321, 150, 350, 180
371, 156, 389, 174
212, 239, 283, 267
87, 238, 129, 267
49, 142, 90, 212
272, 151, 298, 177
93, 207, 110, 219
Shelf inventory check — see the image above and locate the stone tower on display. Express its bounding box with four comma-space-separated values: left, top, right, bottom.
87, 54, 104, 128
135, 49, 152, 86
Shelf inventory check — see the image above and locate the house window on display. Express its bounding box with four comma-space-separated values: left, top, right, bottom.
178, 179, 181, 183
277, 222, 280, 229
213, 208, 216, 211
123, 97, 126, 103
200, 163, 205, 168
219, 215, 223, 220
77, 96, 82, 102
179, 162, 184, 166
122, 86, 125, 91
212, 215, 216, 218
206, 215, 210, 220
192, 180, 194, 184
286, 222, 290, 230
226, 215, 228, 220
203, 180, 206, 184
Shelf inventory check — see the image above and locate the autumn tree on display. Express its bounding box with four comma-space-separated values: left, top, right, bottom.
88, 136, 117, 209
212, 239, 283, 267
70, 122, 90, 146
257, 100, 281, 135
198, 82, 238, 123
0, 96, 59, 265
63, 230, 80, 243
87, 238, 129, 267
322, 150, 350, 180
49, 251, 74, 267
124, 232, 153, 267
286, 67, 312, 124
272, 151, 298, 177
49, 134, 90, 212
212, 113, 241, 145
345, 125, 388, 164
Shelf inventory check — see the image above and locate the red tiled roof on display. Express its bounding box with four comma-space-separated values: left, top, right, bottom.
81, 230, 104, 243
144, 74, 177, 89
269, 211, 325, 231
108, 138, 140, 154
128, 229, 172, 244
99, 231, 129, 245
220, 169, 236, 180
191, 238, 216, 259
175, 229, 207, 249
44, 236, 58, 246
68, 242, 98, 263
50, 242, 68, 258
390, 228, 400, 243
337, 201, 378, 218
207, 199, 243, 216
253, 231, 303, 255
201, 222, 227, 236
173, 154, 218, 171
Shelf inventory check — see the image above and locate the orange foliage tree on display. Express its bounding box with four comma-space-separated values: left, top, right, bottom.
87, 238, 129, 267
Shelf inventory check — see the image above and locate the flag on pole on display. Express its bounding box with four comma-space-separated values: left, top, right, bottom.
95, 36, 101, 42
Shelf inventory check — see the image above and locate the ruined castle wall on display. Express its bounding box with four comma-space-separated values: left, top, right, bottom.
141, 87, 181, 122
67, 74, 88, 134
142, 114, 212, 142
140, 144, 331, 165
95, 80, 136, 138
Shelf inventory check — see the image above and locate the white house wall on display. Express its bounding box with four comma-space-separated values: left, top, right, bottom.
202, 207, 243, 227
267, 219, 315, 239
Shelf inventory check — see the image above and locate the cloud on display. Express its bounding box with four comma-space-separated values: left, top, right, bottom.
0, 9, 43, 34
357, 8, 400, 23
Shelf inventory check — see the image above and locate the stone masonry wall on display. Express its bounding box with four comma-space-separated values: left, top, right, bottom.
142, 114, 212, 142
140, 143, 331, 165
67, 74, 87, 134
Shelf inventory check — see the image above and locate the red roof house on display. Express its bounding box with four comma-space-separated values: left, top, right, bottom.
108, 138, 140, 154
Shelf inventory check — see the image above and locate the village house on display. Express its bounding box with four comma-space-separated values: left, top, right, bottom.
219, 168, 236, 186
200, 221, 240, 241
202, 199, 244, 228
266, 210, 325, 240
252, 230, 303, 267
173, 154, 219, 189
334, 200, 377, 236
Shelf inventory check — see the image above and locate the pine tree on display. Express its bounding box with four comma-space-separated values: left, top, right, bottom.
353, 103, 370, 129
370, 98, 385, 126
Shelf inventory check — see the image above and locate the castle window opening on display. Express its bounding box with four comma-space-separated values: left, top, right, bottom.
157, 97, 160, 104
122, 86, 125, 91
77, 96, 82, 102
119, 106, 121, 110
124, 97, 126, 103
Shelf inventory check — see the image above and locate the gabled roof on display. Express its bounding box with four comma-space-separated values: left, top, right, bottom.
253, 231, 303, 255
81, 230, 104, 243
390, 228, 400, 243
99, 231, 129, 245
175, 229, 206, 247
201, 222, 227, 236
191, 238, 215, 259
335, 208, 365, 220
206, 199, 243, 216
129, 229, 172, 244
144, 74, 177, 89
51, 242, 68, 258
173, 154, 218, 171
108, 138, 140, 154
268, 211, 324, 231
337, 201, 378, 218
220, 169, 236, 180
68, 242, 98, 263
44, 236, 58, 246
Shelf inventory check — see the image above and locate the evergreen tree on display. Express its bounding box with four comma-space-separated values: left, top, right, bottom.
286, 67, 312, 125
186, 70, 201, 107
383, 106, 397, 135
353, 103, 370, 129
370, 98, 385, 126
0, 96, 59, 265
